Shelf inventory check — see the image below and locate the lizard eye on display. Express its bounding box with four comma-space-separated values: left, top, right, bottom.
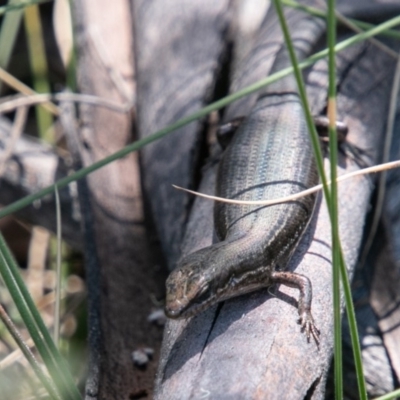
194, 284, 212, 303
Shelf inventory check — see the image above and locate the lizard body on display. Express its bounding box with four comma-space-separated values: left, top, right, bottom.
165, 10, 325, 341
166, 91, 319, 340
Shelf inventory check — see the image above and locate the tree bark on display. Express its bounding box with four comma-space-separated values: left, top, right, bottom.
72, 1, 166, 398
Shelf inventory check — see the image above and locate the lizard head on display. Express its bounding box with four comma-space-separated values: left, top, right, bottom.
165, 248, 219, 319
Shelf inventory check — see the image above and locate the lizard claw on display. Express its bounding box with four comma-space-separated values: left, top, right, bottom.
298, 312, 320, 346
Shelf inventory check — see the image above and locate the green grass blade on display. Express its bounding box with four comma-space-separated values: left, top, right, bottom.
0, 303, 61, 399
281, 0, 400, 39
0, 0, 24, 93
326, 1, 343, 398
0, 15, 400, 221
339, 251, 367, 398
0, 234, 80, 399
274, 1, 368, 398
0, 249, 69, 398
54, 185, 62, 346
0, 0, 50, 15
374, 388, 400, 400
0, 0, 51, 93
271, 0, 329, 201
24, 3, 53, 140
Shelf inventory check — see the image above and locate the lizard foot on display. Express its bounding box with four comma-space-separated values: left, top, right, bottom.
298, 312, 320, 346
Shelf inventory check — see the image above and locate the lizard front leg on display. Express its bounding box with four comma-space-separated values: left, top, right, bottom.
270, 270, 320, 344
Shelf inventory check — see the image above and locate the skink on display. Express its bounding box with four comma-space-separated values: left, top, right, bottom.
165, 9, 329, 342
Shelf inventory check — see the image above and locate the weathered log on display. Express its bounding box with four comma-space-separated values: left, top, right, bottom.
0, 117, 82, 249
154, 16, 399, 400
133, 0, 233, 270
368, 101, 400, 387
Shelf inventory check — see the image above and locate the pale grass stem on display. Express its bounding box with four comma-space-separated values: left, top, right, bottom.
173, 159, 400, 206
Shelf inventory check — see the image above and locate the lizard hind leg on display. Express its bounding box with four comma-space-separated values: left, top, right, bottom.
216, 116, 245, 149
313, 115, 371, 168
270, 270, 320, 345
